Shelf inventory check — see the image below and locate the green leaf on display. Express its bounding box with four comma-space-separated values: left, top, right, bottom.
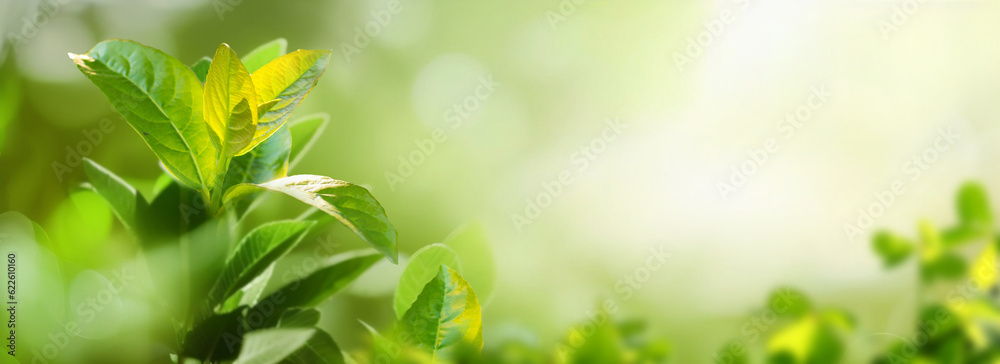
277, 308, 321, 328
921, 252, 967, 283
242, 38, 287, 73
258, 98, 281, 116
394, 243, 461, 319
182, 308, 246, 361
768, 287, 811, 319
957, 182, 992, 227
223, 175, 397, 263
398, 265, 483, 360
82, 158, 148, 236
223, 125, 291, 214
247, 49, 331, 151
233, 328, 315, 364
204, 43, 259, 157
209, 220, 315, 308
191, 56, 211, 83
287, 113, 329, 170
70, 39, 216, 191
872, 230, 913, 268
256, 253, 382, 314
280, 328, 345, 364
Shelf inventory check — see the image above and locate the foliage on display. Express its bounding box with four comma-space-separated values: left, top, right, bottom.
870, 181, 1000, 364
57, 38, 485, 363
715, 288, 855, 364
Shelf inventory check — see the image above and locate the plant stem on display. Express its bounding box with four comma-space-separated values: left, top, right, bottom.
210, 153, 232, 215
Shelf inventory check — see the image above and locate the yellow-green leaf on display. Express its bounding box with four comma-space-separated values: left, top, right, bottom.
246, 49, 331, 151
222, 175, 397, 263
399, 265, 483, 361
394, 244, 462, 319
204, 43, 259, 157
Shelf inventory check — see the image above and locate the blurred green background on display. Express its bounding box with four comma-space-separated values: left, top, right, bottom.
1, 0, 999, 362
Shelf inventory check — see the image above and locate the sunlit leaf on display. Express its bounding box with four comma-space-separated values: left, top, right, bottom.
223, 175, 397, 263
204, 43, 259, 157
247, 49, 331, 151
394, 243, 461, 319
70, 39, 216, 191
399, 266, 483, 360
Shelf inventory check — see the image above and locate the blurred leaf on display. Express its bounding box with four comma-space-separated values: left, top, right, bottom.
970, 242, 999, 289
249, 49, 331, 149
233, 328, 315, 364
277, 308, 321, 328
223, 175, 397, 263
921, 252, 967, 283
0, 64, 20, 152
242, 38, 287, 73
399, 266, 483, 359
204, 43, 259, 157
83, 158, 148, 236
769, 287, 811, 319
872, 230, 914, 268
918, 220, 944, 262
45, 189, 113, 268
256, 253, 381, 314
191, 57, 211, 83
819, 309, 855, 333
209, 220, 314, 308
287, 113, 329, 170
443, 223, 497, 304
70, 39, 216, 191
766, 316, 844, 364
957, 182, 992, 228
395, 243, 462, 319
